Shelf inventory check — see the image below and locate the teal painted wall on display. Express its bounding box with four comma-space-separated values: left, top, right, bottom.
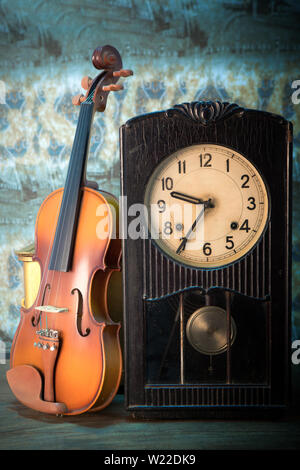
0, 0, 299, 395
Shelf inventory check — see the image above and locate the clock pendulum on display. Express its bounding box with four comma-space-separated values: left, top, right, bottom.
121, 101, 292, 418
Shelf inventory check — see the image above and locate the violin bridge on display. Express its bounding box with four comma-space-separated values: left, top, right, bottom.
35, 306, 68, 314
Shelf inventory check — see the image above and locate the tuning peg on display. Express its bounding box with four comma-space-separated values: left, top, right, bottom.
113, 69, 133, 78
102, 84, 124, 92
81, 76, 93, 90
72, 94, 85, 106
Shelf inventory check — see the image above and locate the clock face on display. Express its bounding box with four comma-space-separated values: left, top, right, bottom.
144, 144, 269, 268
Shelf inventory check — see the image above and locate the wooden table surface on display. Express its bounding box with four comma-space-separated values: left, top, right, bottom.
1, 363, 300, 450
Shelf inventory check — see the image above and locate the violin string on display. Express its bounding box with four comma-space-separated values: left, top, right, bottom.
51, 99, 96, 333
52, 102, 95, 333
50, 105, 86, 270
50, 104, 90, 323
38, 86, 95, 334
33, 172, 73, 332
43, 105, 85, 278
50, 106, 87, 333
40, 103, 88, 333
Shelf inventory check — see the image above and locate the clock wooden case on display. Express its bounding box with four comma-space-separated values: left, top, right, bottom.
120, 101, 292, 418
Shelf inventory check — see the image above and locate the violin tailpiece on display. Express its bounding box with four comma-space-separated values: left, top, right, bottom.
37, 330, 61, 403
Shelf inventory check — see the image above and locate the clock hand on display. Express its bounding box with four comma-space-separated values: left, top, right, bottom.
170, 191, 204, 205
176, 204, 207, 255
171, 191, 214, 208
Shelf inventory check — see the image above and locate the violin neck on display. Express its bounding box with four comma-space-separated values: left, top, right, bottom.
49, 102, 95, 272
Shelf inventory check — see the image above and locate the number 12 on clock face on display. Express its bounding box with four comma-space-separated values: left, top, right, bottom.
144, 144, 269, 269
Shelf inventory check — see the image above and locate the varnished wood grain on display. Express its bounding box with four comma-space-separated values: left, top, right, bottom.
10, 187, 122, 415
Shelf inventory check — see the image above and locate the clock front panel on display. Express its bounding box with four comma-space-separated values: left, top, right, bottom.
144, 144, 269, 268
121, 102, 291, 416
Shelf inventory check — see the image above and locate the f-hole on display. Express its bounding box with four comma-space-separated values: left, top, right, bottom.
71, 288, 90, 337
31, 283, 50, 327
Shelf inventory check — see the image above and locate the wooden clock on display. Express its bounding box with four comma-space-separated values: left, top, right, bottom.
120, 101, 292, 418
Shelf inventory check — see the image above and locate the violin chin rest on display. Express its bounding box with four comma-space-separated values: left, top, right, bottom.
6, 365, 68, 415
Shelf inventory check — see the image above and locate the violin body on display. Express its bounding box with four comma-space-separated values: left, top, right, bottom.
7, 45, 132, 415
10, 188, 121, 414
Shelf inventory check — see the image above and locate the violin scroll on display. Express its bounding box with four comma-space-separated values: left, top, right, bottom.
92, 45, 120, 70
72, 45, 133, 111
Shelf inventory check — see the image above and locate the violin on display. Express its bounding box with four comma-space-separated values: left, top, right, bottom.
7, 45, 133, 415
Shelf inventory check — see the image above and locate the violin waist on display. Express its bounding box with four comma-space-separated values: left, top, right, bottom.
9, 186, 122, 415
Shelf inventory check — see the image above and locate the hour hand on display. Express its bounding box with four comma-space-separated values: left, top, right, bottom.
170, 191, 204, 205
171, 191, 214, 209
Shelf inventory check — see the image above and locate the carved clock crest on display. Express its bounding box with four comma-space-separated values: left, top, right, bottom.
170, 100, 244, 124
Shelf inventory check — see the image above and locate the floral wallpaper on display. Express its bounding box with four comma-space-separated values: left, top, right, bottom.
0, 1, 300, 376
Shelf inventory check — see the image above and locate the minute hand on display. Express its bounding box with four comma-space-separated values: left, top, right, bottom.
176, 205, 206, 255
